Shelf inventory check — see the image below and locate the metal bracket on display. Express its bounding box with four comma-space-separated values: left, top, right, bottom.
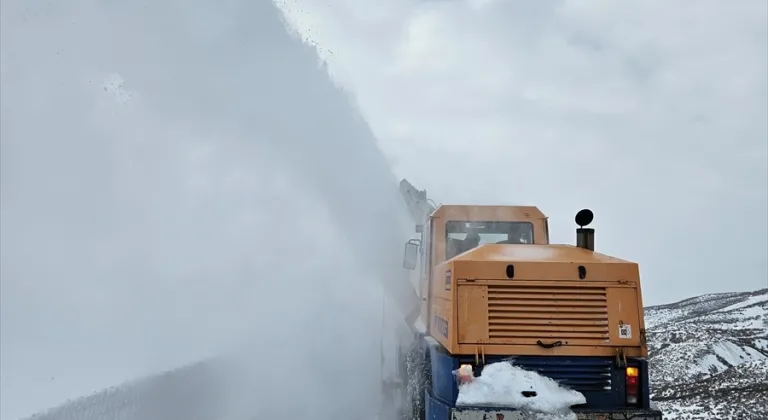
615, 347, 627, 368
473, 346, 486, 365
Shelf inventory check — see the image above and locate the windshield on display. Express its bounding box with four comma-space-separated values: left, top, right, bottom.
445, 220, 534, 259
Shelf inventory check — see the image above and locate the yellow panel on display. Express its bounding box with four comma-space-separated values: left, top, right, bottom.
453, 244, 635, 264
607, 287, 642, 346
457, 284, 489, 344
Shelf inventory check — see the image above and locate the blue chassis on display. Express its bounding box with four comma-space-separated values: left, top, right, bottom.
414, 337, 662, 419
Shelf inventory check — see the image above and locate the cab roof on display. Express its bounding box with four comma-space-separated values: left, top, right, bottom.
432, 205, 547, 221
452, 243, 635, 264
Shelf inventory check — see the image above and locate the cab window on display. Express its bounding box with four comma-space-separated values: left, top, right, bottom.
445, 220, 534, 259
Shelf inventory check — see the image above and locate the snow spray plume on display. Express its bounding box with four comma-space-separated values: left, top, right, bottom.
0, 0, 410, 419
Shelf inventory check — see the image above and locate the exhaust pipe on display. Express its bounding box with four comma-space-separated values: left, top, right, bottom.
575, 209, 594, 251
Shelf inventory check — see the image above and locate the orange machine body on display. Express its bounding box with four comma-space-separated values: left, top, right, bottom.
419, 205, 648, 359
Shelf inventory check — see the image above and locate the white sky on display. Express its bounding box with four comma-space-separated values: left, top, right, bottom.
278, 0, 768, 305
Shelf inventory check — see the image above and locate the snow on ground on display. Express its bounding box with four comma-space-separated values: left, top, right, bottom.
455, 361, 585, 420
716, 294, 768, 313
755, 338, 768, 351
729, 305, 768, 331
711, 340, 765, 366
647, 289, 768, 418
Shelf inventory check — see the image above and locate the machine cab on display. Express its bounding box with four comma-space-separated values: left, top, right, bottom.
402, 205, 551, 330
403, 204, 550, 273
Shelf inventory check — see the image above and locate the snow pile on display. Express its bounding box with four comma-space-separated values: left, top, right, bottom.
455, 362, 585, 419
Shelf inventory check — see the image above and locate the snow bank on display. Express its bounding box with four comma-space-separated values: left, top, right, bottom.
455, 361, 586, 418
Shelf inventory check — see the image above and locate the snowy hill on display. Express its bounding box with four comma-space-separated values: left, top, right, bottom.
645, 288, 768, 419
19, 288, 768, 420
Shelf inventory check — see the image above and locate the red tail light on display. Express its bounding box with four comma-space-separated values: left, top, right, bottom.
625, 367, 639, 405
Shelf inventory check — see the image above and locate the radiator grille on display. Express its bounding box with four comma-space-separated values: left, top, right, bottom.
487, 284, 609, 343
508, 356, 613, 392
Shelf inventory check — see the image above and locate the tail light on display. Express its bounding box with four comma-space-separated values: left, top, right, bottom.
625, 367, 639, 405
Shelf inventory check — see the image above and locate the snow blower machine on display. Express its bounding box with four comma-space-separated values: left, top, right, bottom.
393, 179, 664, 420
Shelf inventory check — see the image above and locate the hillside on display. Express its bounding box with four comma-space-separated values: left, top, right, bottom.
19, 288, 768, 420
645, 288, 768, 419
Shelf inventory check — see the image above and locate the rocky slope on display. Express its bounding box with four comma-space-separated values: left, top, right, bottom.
645, 288, 768, 419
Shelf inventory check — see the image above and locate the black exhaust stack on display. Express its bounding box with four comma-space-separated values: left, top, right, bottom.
575, 209, 595, 251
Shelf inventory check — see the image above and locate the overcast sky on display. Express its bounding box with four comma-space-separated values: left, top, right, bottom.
280, 0, 768, 305
0, 0, 766, 419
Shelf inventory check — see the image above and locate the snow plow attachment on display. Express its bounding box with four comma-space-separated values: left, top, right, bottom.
446, 408, 663, 420
426, 391, 663, 420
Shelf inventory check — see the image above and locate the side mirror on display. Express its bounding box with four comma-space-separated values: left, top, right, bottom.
403, 239, 420, 270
